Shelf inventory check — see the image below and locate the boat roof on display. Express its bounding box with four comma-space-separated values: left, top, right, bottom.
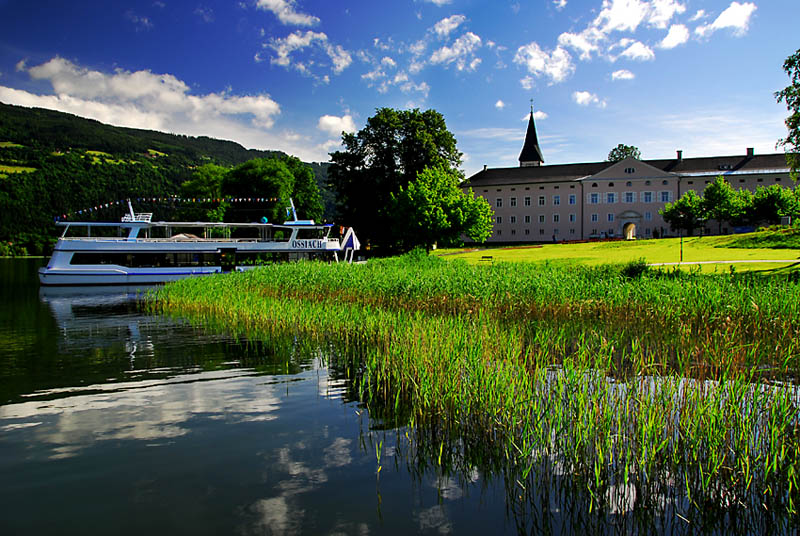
56, 220, 333, 229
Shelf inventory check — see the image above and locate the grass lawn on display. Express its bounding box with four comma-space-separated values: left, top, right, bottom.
0, 164, 36, 174
437, 232, 800, 273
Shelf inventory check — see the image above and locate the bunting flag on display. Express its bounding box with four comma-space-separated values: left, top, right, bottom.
55, 196, 281, 221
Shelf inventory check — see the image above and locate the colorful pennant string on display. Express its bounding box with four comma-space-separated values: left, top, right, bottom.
55, 197, 280, 221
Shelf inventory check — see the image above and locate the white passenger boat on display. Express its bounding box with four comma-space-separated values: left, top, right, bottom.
39, 200, 360, 286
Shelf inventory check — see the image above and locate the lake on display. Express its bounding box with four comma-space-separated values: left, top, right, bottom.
0, 259, 513, 535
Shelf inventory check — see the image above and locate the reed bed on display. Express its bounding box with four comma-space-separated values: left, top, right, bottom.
149, 252, 800, 527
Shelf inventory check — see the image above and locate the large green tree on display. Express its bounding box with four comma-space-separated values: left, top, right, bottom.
391, 165, 493, 251
776, 48, 800, 180
607, 143, 641, 162
751, 184, 799, 225
660, 190, 705, 235
701, 176, 747, 233
282, 156, 323, 222
328, 107, 462, 250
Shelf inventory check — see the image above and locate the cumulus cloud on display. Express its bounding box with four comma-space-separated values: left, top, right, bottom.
267, 30, 352, 77
421, 0, 452, 5
647, 0, 686, 29
513, 42, 574, 84
317, 114, 356, 137
495, 100, 505, 110
430, 32, 482, 71
433, 14, 466, 38
695, 1, 756, 38
573, 90, 607, 108
611, 69, 635, 80
659, 24, 689, 48
553, 0, 567, 10
0, 57, 348, 162
256, 0, 320, 27
618, 40, 655, 61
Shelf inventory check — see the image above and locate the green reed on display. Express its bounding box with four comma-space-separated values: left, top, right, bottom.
148, 252, 800, 523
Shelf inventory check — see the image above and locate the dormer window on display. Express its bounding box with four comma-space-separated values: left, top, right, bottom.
592, 183, 598, 187
626, 181, 632, 187
609, 182, 615, 187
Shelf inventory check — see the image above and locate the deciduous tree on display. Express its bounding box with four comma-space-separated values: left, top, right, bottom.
660, 190, 705, 235
607, 143, 641, 162
328, 108, 462, 250
776, 48, 800, 179
391, 165, 492, 251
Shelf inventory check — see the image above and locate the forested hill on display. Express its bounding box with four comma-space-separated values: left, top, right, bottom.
0, 102, 332, 255
0, 101, 284, 164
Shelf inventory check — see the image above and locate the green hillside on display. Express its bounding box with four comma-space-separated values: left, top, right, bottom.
0, 102, 333, 255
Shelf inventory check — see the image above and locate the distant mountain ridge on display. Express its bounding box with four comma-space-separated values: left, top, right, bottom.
0, 101, 287, 165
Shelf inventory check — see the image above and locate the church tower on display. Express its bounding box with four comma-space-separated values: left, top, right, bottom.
518, 103, 544, 167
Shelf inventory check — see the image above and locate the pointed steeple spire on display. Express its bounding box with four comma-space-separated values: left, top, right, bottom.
519, 101, 544, 167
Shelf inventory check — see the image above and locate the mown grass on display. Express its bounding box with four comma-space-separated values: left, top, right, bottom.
438, 231, 800, 272
150, 253, 800, 525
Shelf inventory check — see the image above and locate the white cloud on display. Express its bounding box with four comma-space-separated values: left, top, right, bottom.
594, 0, 650, 34
619, 41, 655, 61
659, 24, 689, 49
380, 56, 396, 68
557, 31, 600, 61
256, 0, 320, 27
553, 0, 567, 11
495, 100, 505, 110
689, 9, 706, 22
611, 69, 635, 80
433, 15, 466, 38
573, 90, 607, 108
430, 32, 482, 71
695, 2, 756, 38
317, 114, 356, 137
647, 0, 686, 29
520, 76, 534, 90
520, 111, 549, 121
421, 0, 452, 5
0, 58, 347, 163
514, 42, 574, 84
268, 31, 352, 76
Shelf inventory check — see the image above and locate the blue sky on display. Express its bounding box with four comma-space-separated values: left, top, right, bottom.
0, 0, 796, 177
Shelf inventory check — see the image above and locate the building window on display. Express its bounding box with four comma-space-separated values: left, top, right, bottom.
496, 198, 502, 208
538, 196, 546, 206
569, 213, 576, 223
554, 228, 559, 235
592, 183, 598, 187
553, 195, 561, 205
660, 191, 671, 203
645, 228, 651, 236
511, 229, 516, 235
570, 229, 576, 235
608, 213, 615, 222
662, 180, 669, 185
776, 177, 782, 182
624, 168, 635, 174
626, 181, 632, 187
553, 214, 560, 223
539, 229, 545, 235
590, 193, 599, 204
524, 215, 531, 224
524, 196, 531, 206
510, 197, 517, 207
525, 229, 530, 235
569, 194, 576, 205
642, 191, 653, 203
606, 192, 616, 204
625, 192, 635, 203
497, 230, 502, 236
591, 213, 598, 222
539, 215, 545, 223
496, 216, 502, 224
510, 216, 516, 224
645, 180, 651, 186
645, 212, 652, 221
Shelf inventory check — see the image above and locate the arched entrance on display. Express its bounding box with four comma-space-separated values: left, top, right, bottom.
623, 222, 636, 240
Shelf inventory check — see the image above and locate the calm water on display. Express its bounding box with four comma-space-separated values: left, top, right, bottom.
0, 259, 509, 535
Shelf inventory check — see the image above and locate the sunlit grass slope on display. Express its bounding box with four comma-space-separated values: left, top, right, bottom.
437, 230, 800, 273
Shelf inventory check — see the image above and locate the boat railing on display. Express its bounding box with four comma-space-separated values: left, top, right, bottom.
121, 213, 153, 223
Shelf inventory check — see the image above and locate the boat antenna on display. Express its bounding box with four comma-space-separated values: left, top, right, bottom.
286, 198, 298, 222
127, 198, 136, 220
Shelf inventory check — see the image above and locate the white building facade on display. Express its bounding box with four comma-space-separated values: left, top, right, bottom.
463, 112, 792, 242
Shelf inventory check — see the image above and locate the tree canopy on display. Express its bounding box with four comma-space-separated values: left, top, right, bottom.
391, 165, 493, 251
328, 107, 462, 250
607, 144, 641, 162
776, 47, 800, 179
661, 190, 705, 236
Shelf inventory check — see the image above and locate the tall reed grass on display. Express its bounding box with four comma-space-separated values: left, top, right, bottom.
149, 252, 800, 526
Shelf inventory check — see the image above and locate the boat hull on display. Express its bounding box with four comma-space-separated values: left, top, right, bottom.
38, 266, 225, 286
